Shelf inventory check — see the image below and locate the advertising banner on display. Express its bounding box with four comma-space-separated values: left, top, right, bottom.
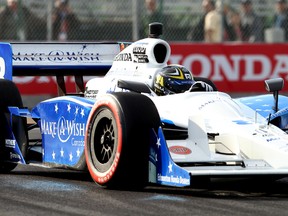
169, 43, 288, 93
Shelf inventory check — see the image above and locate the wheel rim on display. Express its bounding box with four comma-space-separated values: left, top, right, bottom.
90, 109, 117, 173
97, 118, 114, 163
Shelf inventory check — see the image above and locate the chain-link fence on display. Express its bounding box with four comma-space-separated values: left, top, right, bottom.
0, 0, 282, 42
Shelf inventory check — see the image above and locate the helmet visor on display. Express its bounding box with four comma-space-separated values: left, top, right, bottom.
165, 77, 195, 93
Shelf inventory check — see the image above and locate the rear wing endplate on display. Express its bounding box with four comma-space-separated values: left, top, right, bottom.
0, 43, 13, 80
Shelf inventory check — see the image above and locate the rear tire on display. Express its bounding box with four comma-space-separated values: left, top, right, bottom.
194, 77, 217, 91
0, 79, 28, 172
85, 92, 160, 189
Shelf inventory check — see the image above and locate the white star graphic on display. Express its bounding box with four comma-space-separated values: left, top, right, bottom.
156, 138, 161, 148
75, 106, 79, 115
81, 109, 85, 117
168, 162, 173, 173
54, 104, 58, 113
52, 151, 56, 160
76, 148, 81, 157
60, 148, 64, 157
69, 152, 73, 161
155, 153, 158, 162
67, 103, 71, 113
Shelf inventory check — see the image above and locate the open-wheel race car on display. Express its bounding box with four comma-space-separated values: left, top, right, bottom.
2, 23, 288, 189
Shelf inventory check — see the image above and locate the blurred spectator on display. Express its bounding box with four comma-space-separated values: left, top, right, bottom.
0, 0, 45, 41
240, 0, 264, 42
230, 11, 243, 41
203, 0, 221, 42
273, 0, 288, 40
52, 0, 80, 41
223, 5, 242, 41
141, 0, 162, 38
187, 13, 205, 41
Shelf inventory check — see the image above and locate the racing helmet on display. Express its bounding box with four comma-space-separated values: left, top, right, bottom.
153, 64, 194, 96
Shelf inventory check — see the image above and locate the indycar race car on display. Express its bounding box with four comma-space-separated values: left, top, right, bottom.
2, 23, 288, 189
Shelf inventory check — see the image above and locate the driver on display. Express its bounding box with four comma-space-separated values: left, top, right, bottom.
153, 64, 214, 96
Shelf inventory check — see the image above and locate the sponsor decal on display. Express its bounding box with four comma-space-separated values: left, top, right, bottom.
84, 89, 98, 99
266, 137, 281, 142
71, 138, 85, 147
133, 46, 146, 54
10, 152, 21, 160
198, 99, 217, 110
5, 139, 16, 148
134, 54, 149, 63
157, 173, 190, 185
114, 53, 132, 61
13, 51, 100, 63
169, 146, 191, 155
12, 43, 120, 66
256, 129, 281, 142
41, 110, 86, 142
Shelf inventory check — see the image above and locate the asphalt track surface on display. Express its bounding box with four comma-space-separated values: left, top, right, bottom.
1, 165, 288, 216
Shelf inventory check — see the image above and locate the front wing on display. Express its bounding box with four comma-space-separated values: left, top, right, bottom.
149, 127, 288, 187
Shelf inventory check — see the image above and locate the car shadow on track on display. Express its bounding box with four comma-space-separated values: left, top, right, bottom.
10, 165, 288, 198
145, 177, 288, 199
11, 164, 93, 182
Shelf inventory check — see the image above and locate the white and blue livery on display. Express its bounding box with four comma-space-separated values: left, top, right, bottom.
1, 23, 288, 189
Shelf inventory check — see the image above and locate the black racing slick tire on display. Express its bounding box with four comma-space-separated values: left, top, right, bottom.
0, 79, 28, 172
85, 92, 160, 189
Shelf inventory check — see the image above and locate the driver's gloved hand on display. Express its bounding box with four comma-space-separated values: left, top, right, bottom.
189, 81, 214, 92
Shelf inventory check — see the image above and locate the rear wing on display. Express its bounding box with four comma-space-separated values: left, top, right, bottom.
11, 42, 124, 95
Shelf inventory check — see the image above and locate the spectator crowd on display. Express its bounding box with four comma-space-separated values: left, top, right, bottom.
190, 0, 288, 42
0, 0, 288, 43
0, 0, 80, 41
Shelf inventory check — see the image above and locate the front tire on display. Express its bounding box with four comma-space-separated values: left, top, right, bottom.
85, 92, 160, 189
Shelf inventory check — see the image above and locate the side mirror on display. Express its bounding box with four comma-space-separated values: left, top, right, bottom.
265, 78, 284, 92
264, 78, 284, 112
117, 79, 151, 94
